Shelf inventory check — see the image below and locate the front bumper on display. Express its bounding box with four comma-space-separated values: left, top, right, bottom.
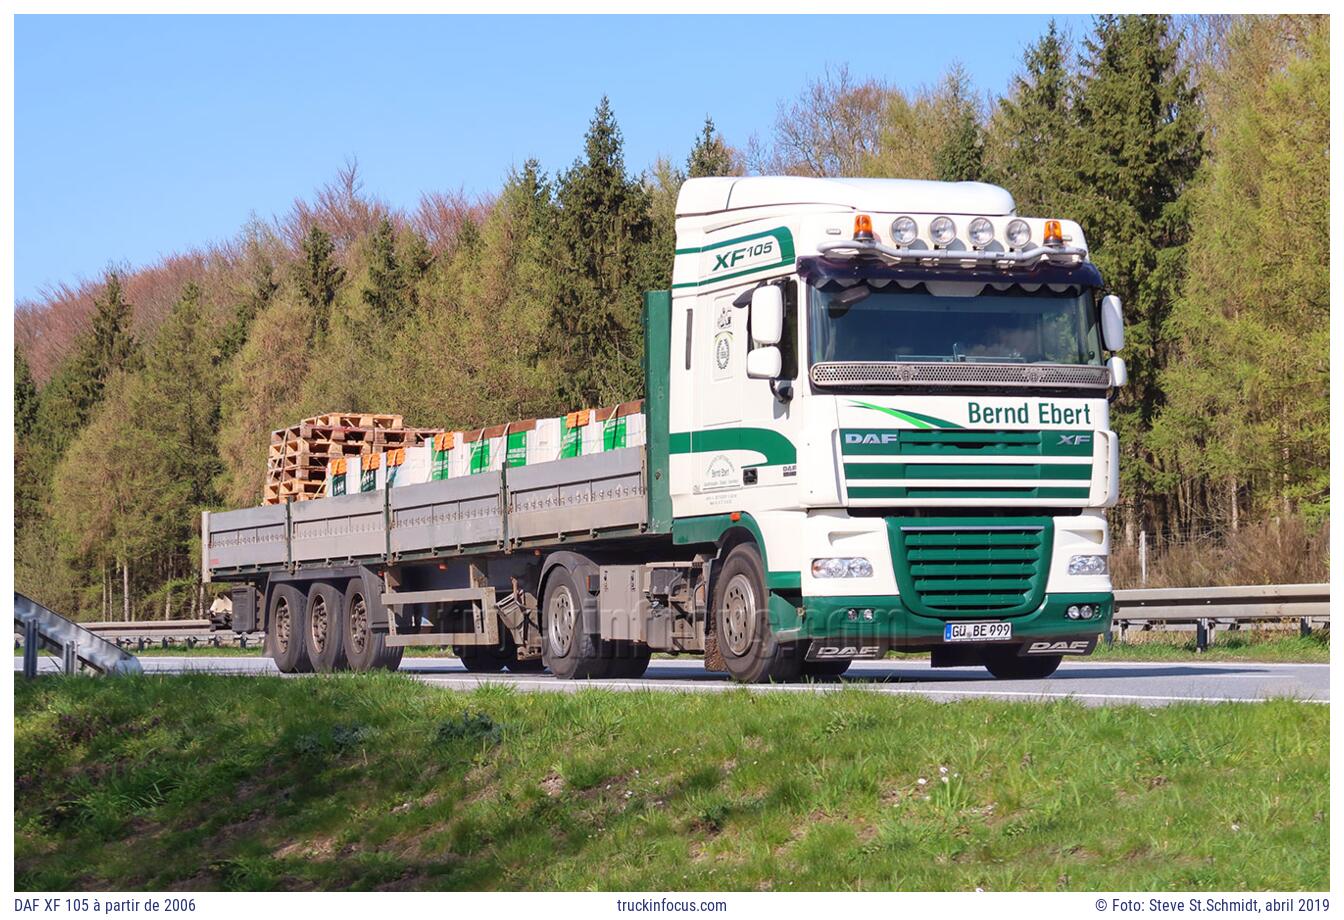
773, 591, 1113, 649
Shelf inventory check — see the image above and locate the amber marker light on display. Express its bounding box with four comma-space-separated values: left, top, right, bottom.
1044, 220, 1064, 246
854, 214, 874, 241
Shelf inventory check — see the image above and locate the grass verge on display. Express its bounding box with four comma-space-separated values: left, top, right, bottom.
14, 674, 1328, 891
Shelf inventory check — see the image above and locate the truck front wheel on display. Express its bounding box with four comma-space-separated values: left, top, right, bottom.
266, 584, 313, 674
713, 544, 802, 684
982, 649, 1062, 680
541, 568, 609, 680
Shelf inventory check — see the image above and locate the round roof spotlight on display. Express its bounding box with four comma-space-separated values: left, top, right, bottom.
929, 216, 956, 246
1006, 219, 1031, 248
968, 217, 995, 247
891, 216, 918, 246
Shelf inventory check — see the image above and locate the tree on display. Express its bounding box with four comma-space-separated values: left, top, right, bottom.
363, 217, 405, 324
14, 347, 38, 439
1070, 14, 1203, 538
757, 66, 887, 176
1150, 15, 1328, 529
932, 64, 985, 182
296, 224, 344, 340
687, 117, 736, 178
551, 97, 656, 405
986, 20, 1077, 214
218, 228, 279, 362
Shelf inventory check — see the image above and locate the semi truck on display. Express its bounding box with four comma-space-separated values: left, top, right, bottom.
203, 176, 1127, 683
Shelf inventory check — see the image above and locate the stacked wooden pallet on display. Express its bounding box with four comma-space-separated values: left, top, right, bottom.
263, 413, 440, 505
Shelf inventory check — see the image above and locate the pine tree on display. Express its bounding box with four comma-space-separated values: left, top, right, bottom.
687, 117, 735, 178
987, 20, 1077, 214
933, 65, 984, 182
1071, 14, 1203, 537
363, 218, 405, 324
552, 97, 655, 406
218, 249, 278, 362
297, 225, 344, 340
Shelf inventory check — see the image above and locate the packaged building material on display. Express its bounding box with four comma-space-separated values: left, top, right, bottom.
328, 458, 350, 497
463, 424, 508, 475
429, 432, 459, 480
263, 411, 440, 505
359, 452, 380, 493
602, 400, 646, 450
560, 409, 593, 459
503, 418, 563, 468
389, 444, 432, 487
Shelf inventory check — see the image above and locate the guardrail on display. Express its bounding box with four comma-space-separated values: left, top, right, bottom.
78, 619, 263, 651
1112, 583, 1329, 651
14, 593, 143, 677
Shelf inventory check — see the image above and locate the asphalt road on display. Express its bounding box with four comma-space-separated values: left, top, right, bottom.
17, 655, 1328, 707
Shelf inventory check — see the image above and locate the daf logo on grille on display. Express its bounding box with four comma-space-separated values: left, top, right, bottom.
1058, 434, 1091, 446
845, 433, 900, 445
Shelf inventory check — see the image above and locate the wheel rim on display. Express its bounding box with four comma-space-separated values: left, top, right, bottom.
348, 596, 369, 655
309, 595, 328, 654
721, 573, 758, 657
547, 585, 577, 657
274, 598, 291, 653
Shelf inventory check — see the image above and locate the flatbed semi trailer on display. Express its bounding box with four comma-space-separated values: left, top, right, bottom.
204, 176, 1128, 683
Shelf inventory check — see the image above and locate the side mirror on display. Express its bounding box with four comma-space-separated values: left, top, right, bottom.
1108, 355, 1128, 387
750, 286, 784, 346
1101, 294, 1124, 351
746, 346, 782, 380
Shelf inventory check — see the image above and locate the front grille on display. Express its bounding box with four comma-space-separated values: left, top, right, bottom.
842, 429, 1095, 504
813, 361, 1111, 389
889, 520, 1052, 617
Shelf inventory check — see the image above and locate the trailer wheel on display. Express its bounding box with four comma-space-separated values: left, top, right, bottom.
713, 544, 802, 683
305, 582, 347, 672
454, 640, 509, 673
802, 659, 851, 679
541, 568, 609, 680
982, 649, 1062, 680
266, 584, 313, 674
343, 579, 402, 672
605, 642, 652, 679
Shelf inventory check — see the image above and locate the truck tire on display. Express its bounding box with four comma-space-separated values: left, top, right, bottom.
982, 649, 1062, 680
541, 567, 609, 680
305, 582, 347, 672
454, 637, 509, 673
605, 642, 652, 679
713, 544, 802, 683
802, 659, 852, 679
343, 579, 402, 672
266, 583, 313, 674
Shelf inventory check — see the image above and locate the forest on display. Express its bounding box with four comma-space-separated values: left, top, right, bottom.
13, 15, 1328, 620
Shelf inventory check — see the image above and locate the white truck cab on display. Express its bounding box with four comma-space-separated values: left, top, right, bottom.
666, 177, 1123, 679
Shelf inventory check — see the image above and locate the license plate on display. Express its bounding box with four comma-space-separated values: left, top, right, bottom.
944, 621, 1013, 642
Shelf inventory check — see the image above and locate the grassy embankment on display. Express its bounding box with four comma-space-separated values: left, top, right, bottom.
15, 674, 1327, 891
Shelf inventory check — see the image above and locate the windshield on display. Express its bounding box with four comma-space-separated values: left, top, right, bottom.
808, 280, 1103, 366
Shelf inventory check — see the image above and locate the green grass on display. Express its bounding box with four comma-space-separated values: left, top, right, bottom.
14, 674, 1328, 891
1089, 631, 1329, 663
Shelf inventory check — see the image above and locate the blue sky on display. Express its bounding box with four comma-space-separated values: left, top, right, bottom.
15, 14, 1089, 303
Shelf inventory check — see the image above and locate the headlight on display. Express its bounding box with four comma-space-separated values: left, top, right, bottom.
891, 216, 918, 245
929, 216, 956, 245
968, 217, 994, 247
811, 557, 874, 578
1006, 218, 1031, 248
1067, 554, 1108, 576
